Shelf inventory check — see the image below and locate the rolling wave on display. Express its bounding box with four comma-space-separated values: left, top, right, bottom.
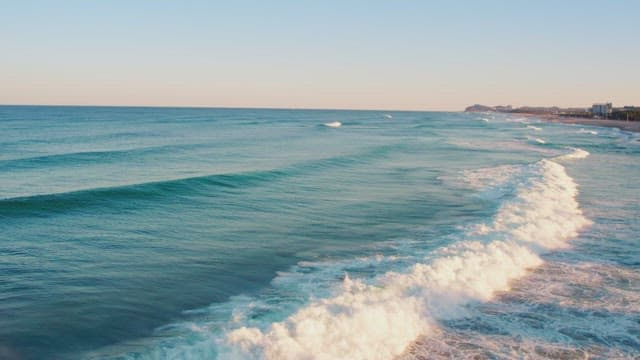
0, 143, 407, 217
0, 170, 285, 217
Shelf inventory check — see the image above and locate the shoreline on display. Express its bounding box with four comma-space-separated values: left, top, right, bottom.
525, 113, 640, 133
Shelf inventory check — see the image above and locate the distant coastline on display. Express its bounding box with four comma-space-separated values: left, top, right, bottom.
465, 104, 640, 133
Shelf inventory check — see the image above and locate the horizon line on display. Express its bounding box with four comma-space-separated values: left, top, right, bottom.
3, 102, 632, 112
0, 103, 462, 113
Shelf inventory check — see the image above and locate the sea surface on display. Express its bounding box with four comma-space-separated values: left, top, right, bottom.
0, 106, 638, 359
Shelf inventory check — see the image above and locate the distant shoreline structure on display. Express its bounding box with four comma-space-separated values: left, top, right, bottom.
464, 103, 640, 122
465, 104, 640, 133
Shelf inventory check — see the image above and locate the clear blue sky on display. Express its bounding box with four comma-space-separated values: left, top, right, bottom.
1, 0, 638, 110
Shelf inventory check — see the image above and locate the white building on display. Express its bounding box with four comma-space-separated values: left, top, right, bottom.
591, 103, 612, 117
591, 103, 613, 117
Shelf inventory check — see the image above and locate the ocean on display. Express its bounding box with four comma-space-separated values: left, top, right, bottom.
0, 106, 638, 359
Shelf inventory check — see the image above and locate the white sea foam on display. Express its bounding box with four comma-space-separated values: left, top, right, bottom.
578, 128, 598, 135
400, 325, 633, 359
459, 164, 521, 190
554, 147, 590, 161
224, 157, 591, 360
323, 121, 342, 128
526, 125, 542, 131
507, 117, 529, 124
384, 114, 393, 119
533, 137, 546, 144
400, 259, 640, 358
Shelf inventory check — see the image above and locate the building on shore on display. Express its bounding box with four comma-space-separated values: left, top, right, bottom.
494, 105, 513, 112
591, 103, 612, 117
463, 102, 638, 121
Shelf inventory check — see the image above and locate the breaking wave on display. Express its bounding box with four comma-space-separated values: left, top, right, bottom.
222, 152, 591, 359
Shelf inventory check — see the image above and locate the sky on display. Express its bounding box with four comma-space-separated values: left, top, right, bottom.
1, 0, 639, 111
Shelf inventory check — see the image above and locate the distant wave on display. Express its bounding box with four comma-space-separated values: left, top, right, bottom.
526, 125, 542, 131
323, 121, 342, 128
223, 155, 591, 359
0, 143, 207, 171
578, 128, 598, 135
0, 130, 156, 148
554, 147, 590, 161
449, 139, 556, 155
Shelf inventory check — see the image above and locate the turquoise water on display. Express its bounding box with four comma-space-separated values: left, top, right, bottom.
0, 106, 638, 359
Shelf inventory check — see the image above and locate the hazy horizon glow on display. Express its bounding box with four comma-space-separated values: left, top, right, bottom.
1, 0, 639, 110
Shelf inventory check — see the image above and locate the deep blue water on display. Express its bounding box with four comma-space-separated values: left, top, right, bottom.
0, 106, 638, 359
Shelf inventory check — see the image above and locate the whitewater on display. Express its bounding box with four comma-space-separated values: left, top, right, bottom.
0, 107, 638, 359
